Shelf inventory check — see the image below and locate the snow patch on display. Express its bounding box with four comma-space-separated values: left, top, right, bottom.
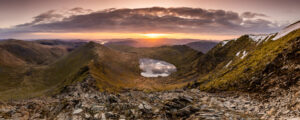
224, 60, 232, 68
249, 34, 274, 44
221, 40, 230, 46
241, 51, 248, 59
236, 51, 241, 56
139, 58, 176, 77
273, 21, 300, 40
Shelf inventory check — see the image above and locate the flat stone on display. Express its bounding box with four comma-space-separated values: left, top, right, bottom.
72, 109, 83, 114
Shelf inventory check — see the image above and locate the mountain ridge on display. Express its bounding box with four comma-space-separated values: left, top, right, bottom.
189, 25, 300, 94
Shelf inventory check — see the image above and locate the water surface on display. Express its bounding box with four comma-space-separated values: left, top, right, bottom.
139, 58, 177, 77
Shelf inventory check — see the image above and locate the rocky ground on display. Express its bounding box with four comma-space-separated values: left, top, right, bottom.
0, 76, 300, 120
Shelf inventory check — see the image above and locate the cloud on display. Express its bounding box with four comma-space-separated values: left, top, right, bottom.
0, 7, 282, 38
16, 8, 93, 27
241, 12, 268, 18
139, 58, 176, 77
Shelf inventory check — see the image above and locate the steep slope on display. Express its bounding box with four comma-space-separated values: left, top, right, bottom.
249, 37, 299, 95
273, 21, 300, 40
0, 42, 103, 100
0, 39, 77, 98
0, 47, 25, 67
0, 39, 70, 66
191, 35, 257, 76
192, 25, 300, 92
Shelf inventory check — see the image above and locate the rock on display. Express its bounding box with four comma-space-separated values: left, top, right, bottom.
107, 95, 120, 103
56, 112, 70, 120
72, 115, 83, 120
201, 96, 209, 102
119, 115, 126, 119
180, 95, 193, 103
72, 109, 83, 114
105, 112, 119, 119
91, 105, 105, 113
101, 113, 106, 120
2, 75, 297, 120
190, 89, 200, 93
288, 117, 300, 120
142, 102, 152, 110
282, 110, 290, 114
267, 108, 277, 115
153, 109, 160, 114
176, 105, 200, 118
84, 113, 91, 119
94, 113, 101, 119
138, 104, 144, 110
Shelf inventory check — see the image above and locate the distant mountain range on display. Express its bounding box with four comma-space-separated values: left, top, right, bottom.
103, 39, 219, 53
185, 41, 219, 53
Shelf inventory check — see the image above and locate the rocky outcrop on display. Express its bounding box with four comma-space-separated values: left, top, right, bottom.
1, 75, 300, 120
249, 37, 300, 96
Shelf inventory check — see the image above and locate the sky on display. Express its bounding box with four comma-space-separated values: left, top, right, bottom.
0, 0, 299, 43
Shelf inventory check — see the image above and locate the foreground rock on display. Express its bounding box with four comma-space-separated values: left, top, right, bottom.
0, 76, 299, 120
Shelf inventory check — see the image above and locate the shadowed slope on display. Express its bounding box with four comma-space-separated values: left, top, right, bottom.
186, 41, 218, 53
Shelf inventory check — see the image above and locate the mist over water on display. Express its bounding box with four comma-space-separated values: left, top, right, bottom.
139, 58, 177, 77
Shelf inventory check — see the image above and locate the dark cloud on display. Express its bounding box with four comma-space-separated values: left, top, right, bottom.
16, 10, 64, 27
69, 7, 93, 14
241, 12, 268, 18
1, 7, 282, 37
16, 8, 93, 27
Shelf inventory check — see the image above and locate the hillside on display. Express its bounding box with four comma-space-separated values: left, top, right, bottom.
0, 40, 68, 66
190, 25, 300, 94
106, 44, 203, 81
0, 41, 202, 100
0, 39, 86, 99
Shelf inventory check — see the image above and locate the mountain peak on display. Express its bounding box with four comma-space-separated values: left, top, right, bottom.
273, 20, 300, 40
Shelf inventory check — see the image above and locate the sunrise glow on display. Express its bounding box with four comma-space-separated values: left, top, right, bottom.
142, 33, 168, 38
30, 32, 237, 40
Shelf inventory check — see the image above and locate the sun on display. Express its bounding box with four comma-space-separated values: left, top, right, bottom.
142, 33, 167, 38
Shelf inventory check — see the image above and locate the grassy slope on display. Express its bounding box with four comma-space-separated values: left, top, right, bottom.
0, 40, 69, 65
91, 44, 203, 92
89, 43, 140, 92
0, 41, 90, 100
0, 42, 200, 100
193, 35, 256, 76
107, 45, 203, 82
196, 29, 300, 91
